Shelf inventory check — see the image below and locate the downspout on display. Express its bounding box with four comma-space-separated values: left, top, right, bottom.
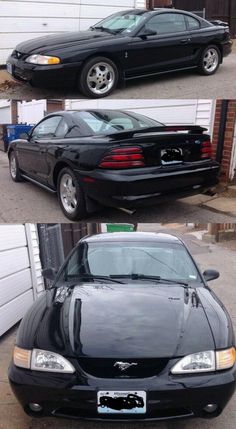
216, 100, 229, 164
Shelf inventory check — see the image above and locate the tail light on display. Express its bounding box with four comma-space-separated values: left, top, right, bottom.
99, 147, 145, 169
201, 141, 212, 159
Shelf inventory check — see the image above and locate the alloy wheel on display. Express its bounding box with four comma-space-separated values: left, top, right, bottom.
87, 62, 115, 95
10, 153, 17, 179
203, 48, 219, 73
59, 173, 78, 214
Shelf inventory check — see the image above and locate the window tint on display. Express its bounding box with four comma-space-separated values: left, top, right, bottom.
146, 13, 187, 34
31, 116, 62, 139
55, 118, 69, 138
186, 15, 200, 30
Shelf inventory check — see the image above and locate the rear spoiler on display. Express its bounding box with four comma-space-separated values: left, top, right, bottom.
108, 125, 208, 140
210, 19, 229, 28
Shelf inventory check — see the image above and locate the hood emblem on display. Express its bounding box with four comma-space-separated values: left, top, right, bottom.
114, 361, 138, 371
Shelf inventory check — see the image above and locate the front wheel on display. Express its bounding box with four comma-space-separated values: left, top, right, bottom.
198, 46, 221, 75
9, 151, 22, 182
57, 167, 87, 220
79, 56, 118, 98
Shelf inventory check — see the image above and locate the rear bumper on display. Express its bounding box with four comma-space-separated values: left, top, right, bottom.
8, 362, 236, 421
78, 162, 220, 209
6, 55, 81, 88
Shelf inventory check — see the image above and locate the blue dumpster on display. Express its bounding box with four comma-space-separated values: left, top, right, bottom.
6, 124, 34, 147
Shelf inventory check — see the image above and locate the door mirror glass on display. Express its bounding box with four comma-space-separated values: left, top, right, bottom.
42, 267, 58, 281
203, 269, 220, 282
139, 27, 157, 37
19, 132, 29, 140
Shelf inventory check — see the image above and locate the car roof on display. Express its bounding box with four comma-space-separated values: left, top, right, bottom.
125, 8, 202, 16
80, 232, 183, 244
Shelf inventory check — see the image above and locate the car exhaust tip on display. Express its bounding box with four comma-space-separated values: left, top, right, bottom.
29, 403, 43, 412
204, 404, 218, 413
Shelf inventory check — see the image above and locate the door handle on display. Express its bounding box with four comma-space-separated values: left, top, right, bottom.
180, 38, 191, 44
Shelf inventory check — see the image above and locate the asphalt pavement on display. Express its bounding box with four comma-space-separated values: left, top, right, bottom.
0, 53, 235, 99
0, 226, 236, 429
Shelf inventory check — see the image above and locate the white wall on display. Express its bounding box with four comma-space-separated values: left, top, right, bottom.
0, 101, 11, 124
17, 100, 47, 124
65, 99, 216, 134
0, 0, 146, 64
0, 224, 44, 336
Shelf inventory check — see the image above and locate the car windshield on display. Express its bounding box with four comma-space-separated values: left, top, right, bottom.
91, 12, 146, 34
57, 241, 201, 286
73, 110, 163, 136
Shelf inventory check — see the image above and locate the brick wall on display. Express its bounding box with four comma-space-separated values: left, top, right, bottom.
146, 0, 173, 8
212, 100, 236, 182
11, 100, 18, 123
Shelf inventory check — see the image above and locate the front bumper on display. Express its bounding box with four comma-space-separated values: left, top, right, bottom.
6, 55, 81, 88
78, 161, 220, 209
9, 362, 236, 421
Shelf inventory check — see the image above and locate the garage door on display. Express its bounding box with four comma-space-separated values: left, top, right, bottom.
0, 101, 11, 124
0, 225, 36, 336
0, 0, 146, 64
66, 99, 215, 134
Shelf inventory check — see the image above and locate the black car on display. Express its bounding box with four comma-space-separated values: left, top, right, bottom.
8, 109, 220, 220
9, 232, 236, 421
6, 9, 232, 98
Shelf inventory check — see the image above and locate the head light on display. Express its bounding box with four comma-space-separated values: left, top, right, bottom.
171, 348, 235, 374
13, 346, 75, 373
25, 54, 61, 65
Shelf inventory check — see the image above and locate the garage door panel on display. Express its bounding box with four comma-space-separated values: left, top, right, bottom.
0, 248, 29, 279
0, 269, 32, 307
0, 290, 34, 337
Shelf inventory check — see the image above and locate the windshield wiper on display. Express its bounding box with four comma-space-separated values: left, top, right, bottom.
63, 274, 124, 285
110, 274, 189, 287
91, 26, 117, 35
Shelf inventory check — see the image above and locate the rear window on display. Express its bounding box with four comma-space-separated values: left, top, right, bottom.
73, 111, 163, 136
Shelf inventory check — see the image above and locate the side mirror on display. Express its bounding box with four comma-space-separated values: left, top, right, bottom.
19, 132, 29, 140
42, 267, 58, 281
138, 27, 157, 38
203, 269, 220, 282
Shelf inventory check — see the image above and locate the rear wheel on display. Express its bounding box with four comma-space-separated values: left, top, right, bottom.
9, 151, 22, 182
198, 45, 221, 75
57, 167, 87, 220
79, 56, 118, 98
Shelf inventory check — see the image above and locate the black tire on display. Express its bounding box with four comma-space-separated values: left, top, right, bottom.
79, 56, 119, 98
9, 151, 22, 182
57, 167, 87, 221
198, 45, 221, 76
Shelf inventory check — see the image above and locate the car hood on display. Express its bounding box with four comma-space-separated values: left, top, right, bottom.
15, 30, 117, 55
31, 284, 215, 358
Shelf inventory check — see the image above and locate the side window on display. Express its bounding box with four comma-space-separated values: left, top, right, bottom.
146, 13, 187, 35
55, 118, 69, 138
31, 116, 62, 139
186, 16, 200, 30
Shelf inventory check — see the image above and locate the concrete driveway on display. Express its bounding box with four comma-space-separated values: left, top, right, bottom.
0, 150, 236, 223
0, 53, 235, 99
0, 226, 236, 429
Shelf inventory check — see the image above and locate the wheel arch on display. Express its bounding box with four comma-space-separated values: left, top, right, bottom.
81, 52, 124, 82
53, 160, 72, 187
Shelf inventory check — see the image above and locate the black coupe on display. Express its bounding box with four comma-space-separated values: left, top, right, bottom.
6, 9, 232, 98
8, 109, 220, 220
9, 232, 236, 421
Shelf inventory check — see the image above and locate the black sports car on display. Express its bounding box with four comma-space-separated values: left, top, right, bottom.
9, 232, 236, 421
8, 109, 220, 220
6, 9, 232, 98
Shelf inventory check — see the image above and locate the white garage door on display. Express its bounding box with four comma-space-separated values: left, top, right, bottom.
65, 99, 215, 134
0, 101, 11, 124
0, 224, 44, 336
0, 0, 146, 64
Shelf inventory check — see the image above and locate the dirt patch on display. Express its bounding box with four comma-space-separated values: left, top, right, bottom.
0, 79, 20, 91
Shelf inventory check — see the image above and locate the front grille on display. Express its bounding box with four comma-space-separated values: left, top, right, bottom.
77, 358, 169, 378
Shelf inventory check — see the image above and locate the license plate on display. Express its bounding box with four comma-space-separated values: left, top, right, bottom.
161, 148, 184, 165
6, 63, 13, 75
97, 391, 146, 414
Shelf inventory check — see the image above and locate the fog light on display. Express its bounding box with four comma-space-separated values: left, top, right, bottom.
29, 403, 42, 412
204, 404, 218, 413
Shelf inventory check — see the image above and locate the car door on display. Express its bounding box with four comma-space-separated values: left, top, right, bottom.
17, 115, 63, 183
125, 12, 193, 76
184, 14, 211, 65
